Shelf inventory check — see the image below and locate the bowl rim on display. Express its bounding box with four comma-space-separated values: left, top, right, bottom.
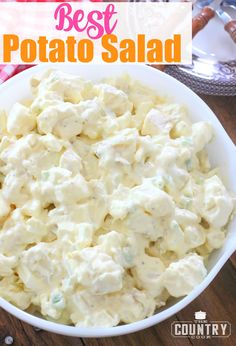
0, 63, 235, 338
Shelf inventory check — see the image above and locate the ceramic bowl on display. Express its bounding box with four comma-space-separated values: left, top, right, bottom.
0, 64, 235, 337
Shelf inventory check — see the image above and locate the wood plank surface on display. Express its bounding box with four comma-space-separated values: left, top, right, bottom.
0, 94, 235, 346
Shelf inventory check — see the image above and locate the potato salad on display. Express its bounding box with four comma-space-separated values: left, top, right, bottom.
0, 70, 234, 327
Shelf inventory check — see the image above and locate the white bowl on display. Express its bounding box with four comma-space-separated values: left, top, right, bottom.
0, 64, 235, 338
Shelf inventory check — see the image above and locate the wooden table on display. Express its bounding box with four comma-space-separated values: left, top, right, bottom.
0, 95, 235, 346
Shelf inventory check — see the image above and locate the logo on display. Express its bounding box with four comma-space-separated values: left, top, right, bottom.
171, 311, 231, 339
194, 310, 206, 320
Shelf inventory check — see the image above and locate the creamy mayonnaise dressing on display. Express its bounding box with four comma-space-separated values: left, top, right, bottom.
0, 70, 234, 327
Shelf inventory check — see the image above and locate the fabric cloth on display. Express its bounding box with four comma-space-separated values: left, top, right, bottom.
0, 65, 33, 84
